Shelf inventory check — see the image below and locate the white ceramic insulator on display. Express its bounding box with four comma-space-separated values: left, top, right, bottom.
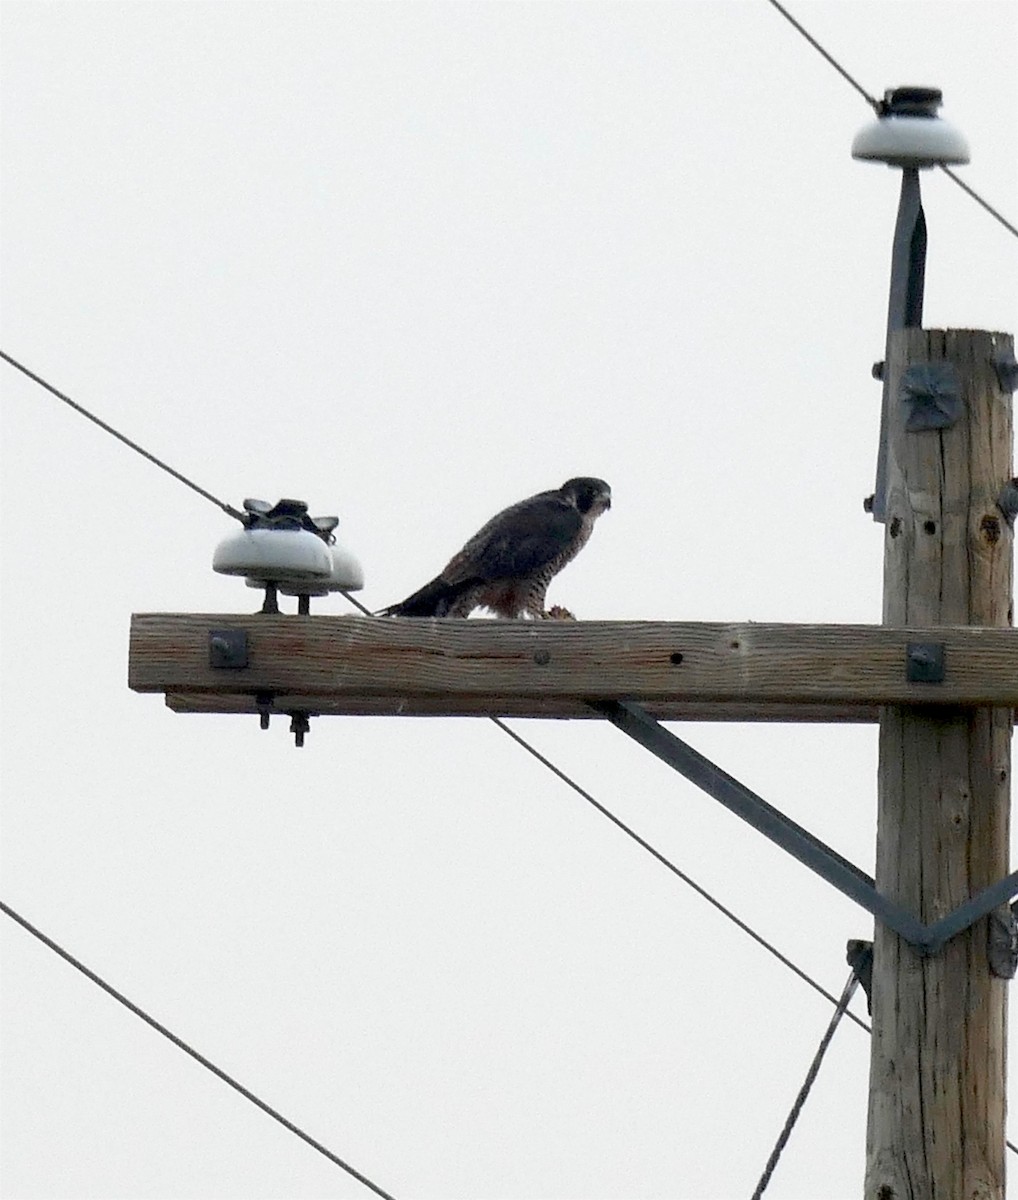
213, 527, 332, 582
851, 115, 970, 168
277, 542, 366, 595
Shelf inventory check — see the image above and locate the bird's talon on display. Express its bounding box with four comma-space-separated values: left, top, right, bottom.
544, 605, 576, 620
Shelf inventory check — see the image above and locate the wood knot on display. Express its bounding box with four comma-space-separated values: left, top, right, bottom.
923, 520, 937, 535
981, 513, 1002, 544
889, 516, 902, 538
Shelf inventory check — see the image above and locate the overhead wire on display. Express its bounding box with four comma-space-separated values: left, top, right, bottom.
750, 962, 864, 1198
763, 0, 1018, 243
342, 596, 1018, 1161
0, 899, 399, 1200
490, 711, 1018, 1163
489, 714, 871, 1036
6, 2, 1016, 1171
342, 580, 869, 1032
763, 0, 880, 111
0, 350, 246, 522
938, 164, 1018, 240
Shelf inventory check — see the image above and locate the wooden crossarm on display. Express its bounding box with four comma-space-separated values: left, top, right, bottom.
129, 614, 1018, 722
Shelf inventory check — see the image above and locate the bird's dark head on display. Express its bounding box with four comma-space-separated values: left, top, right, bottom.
560, 477, 611, 515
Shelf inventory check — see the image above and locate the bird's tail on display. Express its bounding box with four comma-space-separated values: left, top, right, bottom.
378, 575, 478, 617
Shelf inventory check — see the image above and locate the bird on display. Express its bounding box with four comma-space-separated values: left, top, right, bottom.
381, 477, 612, 619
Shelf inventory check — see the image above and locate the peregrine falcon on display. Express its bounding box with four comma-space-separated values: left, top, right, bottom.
382, 477, 611, 619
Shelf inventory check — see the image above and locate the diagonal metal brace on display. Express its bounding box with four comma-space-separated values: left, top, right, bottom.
871, 166, 927, 523
593, 700, 1018, 954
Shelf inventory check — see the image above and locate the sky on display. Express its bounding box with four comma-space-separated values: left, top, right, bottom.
1, 2, 1016, 1198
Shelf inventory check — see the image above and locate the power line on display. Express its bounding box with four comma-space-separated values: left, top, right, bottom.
751, 963, 863, 1198
0, 350, 245, 522
938, 164, 1018, 240
0, 367, 878, 1171
344, 584, 869, 1031
6, 339, 1010, 1159
357, 594, 1018, 1158
762, 0, 880, 111
489, 715, 871, 1034
0, 899, 398, 1200
763, 0, 1018, 244
487, 710, 1018, 1161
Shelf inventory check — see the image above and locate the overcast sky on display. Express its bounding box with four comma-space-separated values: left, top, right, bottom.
2, 2, 1016, 1198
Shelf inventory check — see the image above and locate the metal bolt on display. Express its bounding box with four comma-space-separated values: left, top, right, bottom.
906, 641, 946, 683
209, 629, 248, 669
260, 582, 280, 614
900, 362, 962, 432
255, 691, 274, 731
290, 712, 310, 747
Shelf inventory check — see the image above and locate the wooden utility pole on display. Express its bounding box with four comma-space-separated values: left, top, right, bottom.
128, 344, 1018, 1196
866, 328, 1014, 1198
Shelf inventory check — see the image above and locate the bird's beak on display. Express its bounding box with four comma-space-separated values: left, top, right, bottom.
602, 495, 612, 510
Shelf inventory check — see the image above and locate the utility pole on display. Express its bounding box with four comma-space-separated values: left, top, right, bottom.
865, 327, 1014, 1198
129, 91, 1017, 1200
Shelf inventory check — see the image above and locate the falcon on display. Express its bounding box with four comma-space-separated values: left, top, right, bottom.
381, 477, 611, 618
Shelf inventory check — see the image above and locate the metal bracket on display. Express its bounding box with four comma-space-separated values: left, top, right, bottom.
845, 939, 874, 1013
900, 362, 962, 431
993, 346, 1018, 395
593, 699, 1018, 955
997, 479, 1018, 528
209, 629, 248, 669
906, 642, 945, 683
988, 902, 1018, 979
871, 167, 927, 523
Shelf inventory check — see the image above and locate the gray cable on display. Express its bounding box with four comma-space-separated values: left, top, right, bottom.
346, 586, 869, 1030
751, 964, 862, 1198
0, 350, 245, 521
0, 899, 398, 1200
938, 164, 1018, 241
763, 0, 1018, 242
763, 0, 880, 110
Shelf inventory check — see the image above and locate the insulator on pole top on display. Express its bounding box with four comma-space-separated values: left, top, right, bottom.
852, 87, 969, 169
853, 86, 970, 525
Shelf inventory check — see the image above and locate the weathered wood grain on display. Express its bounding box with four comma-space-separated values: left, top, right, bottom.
128, 614, 1018, 720
866, 329, 1013, 1199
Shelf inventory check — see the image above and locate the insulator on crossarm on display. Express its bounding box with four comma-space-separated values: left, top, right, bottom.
214, 497, 365, 612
